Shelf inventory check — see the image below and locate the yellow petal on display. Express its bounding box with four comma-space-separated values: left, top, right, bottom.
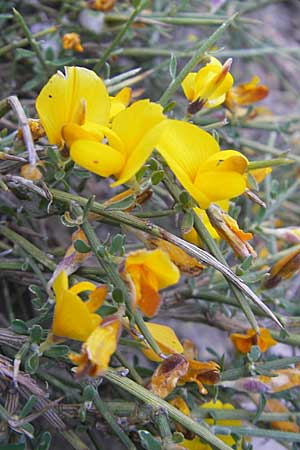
111, 100, 165, 186
125, 249, 180, 289
52, 289, 101, 341
109, 87, 132, 119
85, 318, 121, 371
142, 322, 184, 362
53, 271, 69, 297
36, 66, 110, 146
112, 118, 166, 187
112, 99, 164, 151
86, 285, 108, 312
156, 120, 220, 207
194, 171, 247, 203
181, 72, 197, 102
70, 140, 125, 177
69, 281, 96, 295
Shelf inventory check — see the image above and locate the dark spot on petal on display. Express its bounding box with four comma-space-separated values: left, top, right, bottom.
48, 94, 52, 98
93, 160, 99, 164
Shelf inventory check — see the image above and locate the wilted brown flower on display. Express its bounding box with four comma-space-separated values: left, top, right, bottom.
263, 247, 300, 289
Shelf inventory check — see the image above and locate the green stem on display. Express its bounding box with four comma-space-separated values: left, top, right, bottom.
193, 407, 300, 422
213, 425, 300, 442
0, 26, 57, 57
248, 158, 294, 170
12, 9, 49, 77
114, 350, 143, 384
0, 226, 56, 271
103, 370, 232, 450
159, 12, 238, 106
73, 204, 162, 359
93, 0, 147, 73
240, 138, 300, 164
91, 386, 137, 450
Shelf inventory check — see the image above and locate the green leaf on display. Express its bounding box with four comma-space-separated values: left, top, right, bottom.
74, 239, 91, 253
37, 431, 52, 450
20, 395, 37, 418
105, 195, 136, 211
15, 48, 35, 59
83, 385, 96, 402
253, 393, 266, 424
169, 53, 177, 80
26, 353, 39, 374
43, 345, 70, 358
163, 101, 176, 114
0, 445, 26, 450
248, 345, 261, 362
138, 430, 161, 450
110, 234, 126, 254
112, 288, 124, 304
11, 319, 28, 335
30, 325, 43, 344
181, 211, 194, 234
151, 170, 164, 185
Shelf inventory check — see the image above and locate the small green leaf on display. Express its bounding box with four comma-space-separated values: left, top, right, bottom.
44, 345, 70, 358
11, 319, 28, 335
30, 325, 43, 344
74, 239, 91, 253
110, 234, 126, 254
163, 101, 176, 114
20, 395, 37, 418
151, 170, 164, 185
105, 195, 136, 211
138, 430, 161, 450
25, 353, 39, 374
179, 190, 190, 205
37, 431, 52, 450
248, 345, 261, 362
83, 385, 96, 402
169, 53, 177, 80
181, 211, 194, 234
112, 288, 124, 304
0, 445, 26, 450
253, 393, 266, 423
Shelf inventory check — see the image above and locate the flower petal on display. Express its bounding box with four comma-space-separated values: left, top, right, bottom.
142, 322, 183, 362
36, 66, 110, 146
52, 289, 101, 341
70, 140, 125, 177
194, 171, 247, 203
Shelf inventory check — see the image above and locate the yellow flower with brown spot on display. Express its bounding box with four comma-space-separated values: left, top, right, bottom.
230, 328, 277, 354
226, 75, 268, 110
123, 249, 180, 317
182, 400, 242, 449
62, 33, 84, 53
52, 271, 107, 341
156, 120, 248, 209
181, 56, 234, 113
69, 316, 121, 377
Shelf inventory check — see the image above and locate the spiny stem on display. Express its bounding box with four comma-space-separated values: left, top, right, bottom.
91, 386, 137, 450
12, 9, 49, 77
103, 370, 232, 450
93, 0, 147, 73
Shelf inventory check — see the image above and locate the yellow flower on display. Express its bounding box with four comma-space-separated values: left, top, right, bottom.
17, 118, 45, 142
87, 0, 116, 11
156, 120, 248, 209
226, 75, 268, 110
123, 249, 180, 317
266, 399, 299, 433
52, 271, 107, 341
230, 328, 277, 354
181, 56, 233, 113
62, 33, 84, 53
36, 66, 110, 147
182, 400, 242, 449
69, 316, 121, 377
